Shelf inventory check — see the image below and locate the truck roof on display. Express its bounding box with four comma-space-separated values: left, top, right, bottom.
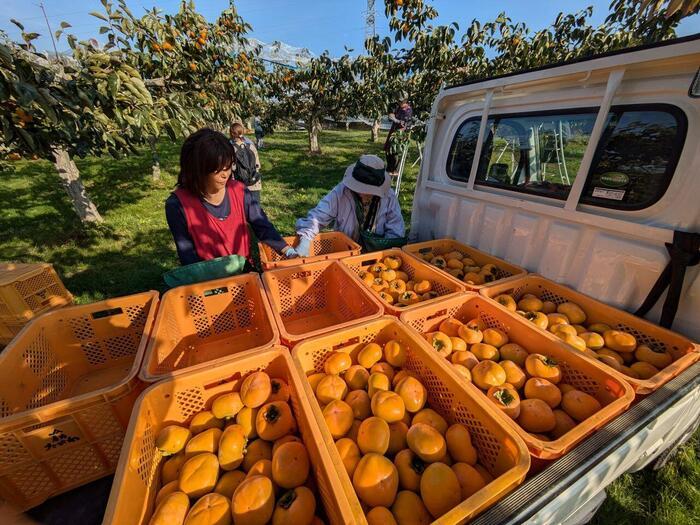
446, 33, 700, 92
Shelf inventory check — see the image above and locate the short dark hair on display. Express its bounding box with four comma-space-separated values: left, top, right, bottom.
177, 128, 234, 197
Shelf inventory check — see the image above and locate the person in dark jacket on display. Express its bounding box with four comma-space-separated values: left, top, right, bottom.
384, 92, 413, 176
165, 128, 297, 266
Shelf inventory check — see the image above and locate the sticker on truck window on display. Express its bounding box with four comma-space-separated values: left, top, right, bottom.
592, 187, 625, 200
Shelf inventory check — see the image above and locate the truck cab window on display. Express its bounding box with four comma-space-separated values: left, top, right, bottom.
446, 118, 480, 181
581, 106, 687, 210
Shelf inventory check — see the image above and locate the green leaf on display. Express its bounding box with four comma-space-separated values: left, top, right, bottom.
60, 21, 72, 29
17, 128, 36, 151
10, 19, 24, 31
90, 11, 110, 22
99, 26, 111, 34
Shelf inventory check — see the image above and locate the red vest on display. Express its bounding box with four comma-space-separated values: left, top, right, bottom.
174, 180, 250, 261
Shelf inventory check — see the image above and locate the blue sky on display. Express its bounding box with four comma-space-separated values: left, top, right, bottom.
1, 0, 698, 56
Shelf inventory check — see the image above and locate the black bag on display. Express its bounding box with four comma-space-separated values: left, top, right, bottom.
232, 142, 261, 186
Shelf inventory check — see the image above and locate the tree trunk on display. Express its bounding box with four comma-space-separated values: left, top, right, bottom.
345, 121, 350, 131
371, 118, 381, 143
308, 118, 321, 154
51, 147, 103, 223
149, 136, 161, 181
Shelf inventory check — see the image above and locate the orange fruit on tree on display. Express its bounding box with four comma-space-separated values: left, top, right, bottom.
232, 475, 275, 525
525, 354, 562, 384
357, 416, 391, 455
487, 384, 521, 419
240, 371, 272, 408
524, 377, 562, 408
517, 399, 556, 433
445, 423, 477, 465
256, 401, 295, 441
406, 423, 446, 463
394, 449, 425, 491
272, 441, 309, 489
471, 360, 507, 390
322, 400, 354, 438
561, 390, 602, 422
272, 486, 316, 525
352, 453, 399, 508
420, 462, 461, 519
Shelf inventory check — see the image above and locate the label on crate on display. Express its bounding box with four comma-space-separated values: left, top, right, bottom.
22, 418, 84, 457
592, 187, 625, 201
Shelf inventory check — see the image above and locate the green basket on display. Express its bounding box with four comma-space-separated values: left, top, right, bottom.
163, 254, 247, 288
360, 230, 407, 253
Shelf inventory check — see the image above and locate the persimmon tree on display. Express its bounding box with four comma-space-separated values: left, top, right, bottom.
265, 52, 355, 154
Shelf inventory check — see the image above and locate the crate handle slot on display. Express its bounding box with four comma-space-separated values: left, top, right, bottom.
332, 336, 360, 351
204, 286, 229, 297
425, 309, 449, 322
418, 247, 432, 254
204, 371, 241, 390
92, 307, 124, 320
360, 258, 380, 268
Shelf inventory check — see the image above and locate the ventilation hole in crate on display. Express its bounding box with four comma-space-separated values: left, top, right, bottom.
212, 310, 236, 335
477, 311, 510, 334
318, 238, 333, 255
137, 419, 159, 486
560, 362, 599, 396
22, 345, 50, 375
615, 323, 668, 352
453, 403, 500, 471
27, 368, 68, 409
14, 270, 54, 311
76, 404, 123, 439
176, 387, 206, 418
69, 316, 95, 341
81, 341, 106, 365
165, 305, 182, 343
125, 304, 147, 327
0, 398, 10, 418
494, 267, 513, 280
5, 461, 55, 501
235, 308, 252, 329
231, 285, 247, 306
105, 334, 137, 359
539, 289, 567, 306
194, 317, 212, 339
98, 433, 125, 469
0, 432, 32, 467
187, 295, 206, 317
48, 445, 106, 486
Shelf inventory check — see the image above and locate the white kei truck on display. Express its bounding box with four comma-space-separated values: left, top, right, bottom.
408, 35, 700, 524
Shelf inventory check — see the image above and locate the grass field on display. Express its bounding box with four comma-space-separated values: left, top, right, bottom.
1, 129, 699, 524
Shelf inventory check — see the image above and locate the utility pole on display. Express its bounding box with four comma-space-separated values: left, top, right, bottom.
37, 2, 59, 59
365, 0, 376, 40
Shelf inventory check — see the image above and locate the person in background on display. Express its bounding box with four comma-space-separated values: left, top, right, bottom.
254, 116, 265, 149
165, 128, 297, 266
294, 154, 405, 255
230, 122, 263, 204
384, 92, 413, 176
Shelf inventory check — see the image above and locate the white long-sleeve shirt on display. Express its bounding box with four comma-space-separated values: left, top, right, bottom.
296, 183, 405, 242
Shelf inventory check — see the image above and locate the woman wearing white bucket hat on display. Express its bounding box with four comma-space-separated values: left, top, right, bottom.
294, 154, 406, 255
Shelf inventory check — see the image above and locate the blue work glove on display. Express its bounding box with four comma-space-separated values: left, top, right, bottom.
283, 246, 299, 259
296, 237, 312, 257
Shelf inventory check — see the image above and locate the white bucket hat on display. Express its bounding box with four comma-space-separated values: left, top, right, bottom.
342, 154, 391, 197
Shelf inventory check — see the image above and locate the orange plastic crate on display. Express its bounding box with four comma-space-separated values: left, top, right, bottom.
400, 294, 635, 460
341, 248, 467, 315
259, 231, 361, 271
141, 273, 278, 382
292, 316, 530, 524
0, 291, 159, 510
262, 260, 384, 346
0, 319, 24, 347
403, 238, 527, 291
104, 346, 354, 525
481, 275, 699, 395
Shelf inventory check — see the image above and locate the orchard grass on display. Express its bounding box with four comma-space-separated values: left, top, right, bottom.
2, 129, 699, 524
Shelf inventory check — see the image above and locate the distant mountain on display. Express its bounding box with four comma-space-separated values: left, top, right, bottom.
247, 38, 314, 67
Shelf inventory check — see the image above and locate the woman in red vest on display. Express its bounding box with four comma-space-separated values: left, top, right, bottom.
165, 128, 297, 265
